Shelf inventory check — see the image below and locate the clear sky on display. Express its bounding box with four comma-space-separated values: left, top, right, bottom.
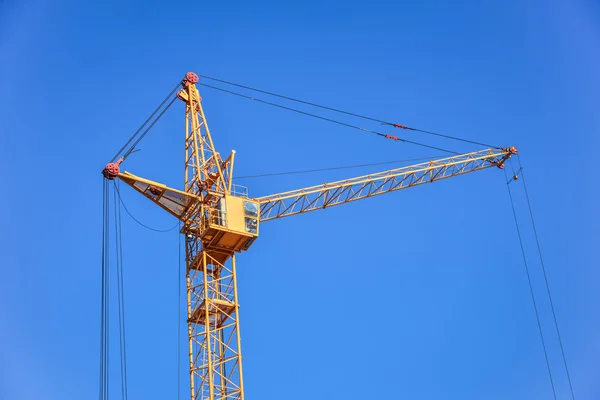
1, 0, 598, 399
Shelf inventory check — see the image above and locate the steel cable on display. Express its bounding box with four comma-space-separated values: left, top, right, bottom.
199, 83, 460, 155
114, 184, 180, 232
111, 80, 182, 163
234, 156, 442, 179
177, 221, 182, 400
122, 96, 178, 159
99, 179, 110, 400
197, 74, 500, 148
99, 180, 105, 400
113, 182, 129, 400
504, 168, 557, 400
517, 156, 576, 400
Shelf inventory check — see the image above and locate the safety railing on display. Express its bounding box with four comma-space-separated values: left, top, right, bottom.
231, 184, 249, 198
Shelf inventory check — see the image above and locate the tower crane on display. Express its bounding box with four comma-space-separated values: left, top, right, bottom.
102, 72, 518, 400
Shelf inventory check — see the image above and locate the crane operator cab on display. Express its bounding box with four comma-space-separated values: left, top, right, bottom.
200, 195, 259, 253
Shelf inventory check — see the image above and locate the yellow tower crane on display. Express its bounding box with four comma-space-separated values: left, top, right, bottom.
103, 72, 518, 400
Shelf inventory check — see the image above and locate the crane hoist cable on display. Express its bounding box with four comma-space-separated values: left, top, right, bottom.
517, 156, 576, 400
199, 83, 461, 155
113, 182, 129, 400
99, 179, 110, 400
177, 222, 182, 400
197, 73, 500, 149
234, 156, 441, 179
99, 182, 132, 400
506, 157, 576, 399
504, 168, 557, 400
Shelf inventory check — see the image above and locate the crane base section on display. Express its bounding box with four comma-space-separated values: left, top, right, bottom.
186, 246, 244, 399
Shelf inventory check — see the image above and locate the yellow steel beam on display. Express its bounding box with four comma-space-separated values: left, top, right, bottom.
255, 147, 516, 221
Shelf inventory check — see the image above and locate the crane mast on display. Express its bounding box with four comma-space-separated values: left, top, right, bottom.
180, 72, 245, 400
103, 72, 517, 400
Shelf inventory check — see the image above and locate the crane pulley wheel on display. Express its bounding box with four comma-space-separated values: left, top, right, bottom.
102, 157, 123, 180
185, 72, 199, 85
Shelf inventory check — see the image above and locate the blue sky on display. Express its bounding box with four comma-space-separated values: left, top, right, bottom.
1, 0, 599, 399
